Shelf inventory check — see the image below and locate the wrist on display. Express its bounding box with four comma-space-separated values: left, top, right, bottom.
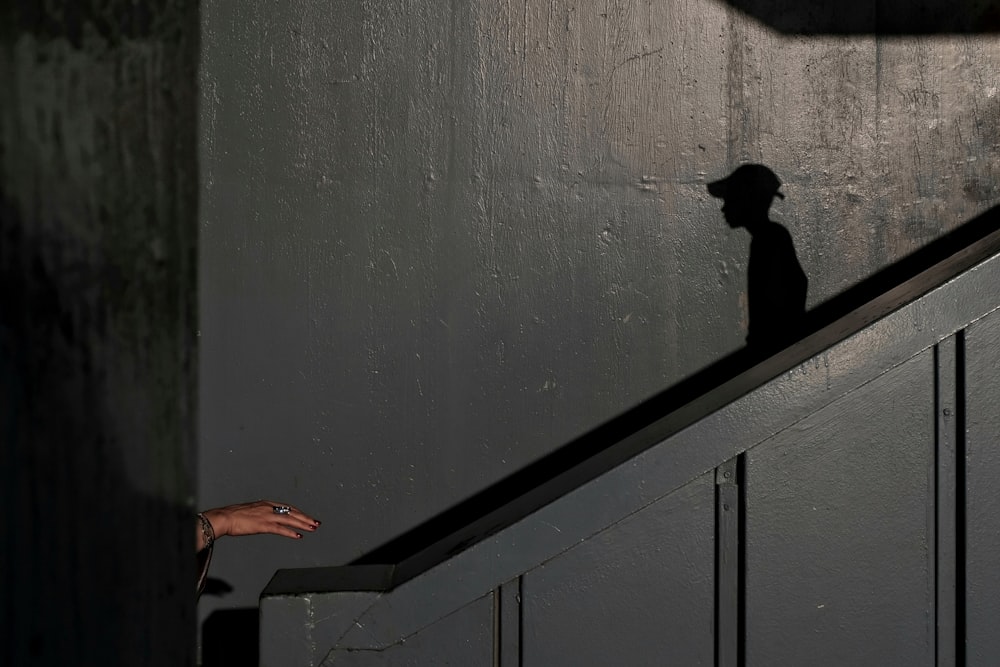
197, 512, 216, 551
202, 508, 229, 538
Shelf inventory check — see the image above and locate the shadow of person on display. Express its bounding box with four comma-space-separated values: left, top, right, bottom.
708, 164, 808, 352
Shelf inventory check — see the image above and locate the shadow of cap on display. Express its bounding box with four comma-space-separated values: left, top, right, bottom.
707, 164, 785, 200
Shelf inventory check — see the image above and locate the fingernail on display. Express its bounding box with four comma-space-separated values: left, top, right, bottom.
296, 533, 303, 538
314, 520, 321, 526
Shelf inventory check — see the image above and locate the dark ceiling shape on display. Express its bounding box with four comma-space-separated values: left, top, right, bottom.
720, 0, 1000, 34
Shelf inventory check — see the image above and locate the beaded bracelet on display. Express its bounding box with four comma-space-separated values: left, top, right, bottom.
197, 512, 215, 551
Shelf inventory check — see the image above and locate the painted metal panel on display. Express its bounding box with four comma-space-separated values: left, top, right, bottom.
965, 307, 1000, 665
745, 352, 936, 666
521, 473, 715, 667
260, 592, 382, 667
319, 595, 494, 667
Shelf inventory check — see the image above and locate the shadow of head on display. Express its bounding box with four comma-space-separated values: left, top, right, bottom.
707, 163, 784, 229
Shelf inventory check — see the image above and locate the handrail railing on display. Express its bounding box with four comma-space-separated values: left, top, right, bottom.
262, 205, 1000, 667
266, 203, 1000, 597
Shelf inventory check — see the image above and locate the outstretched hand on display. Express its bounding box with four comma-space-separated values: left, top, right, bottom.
199, 500, 320, 550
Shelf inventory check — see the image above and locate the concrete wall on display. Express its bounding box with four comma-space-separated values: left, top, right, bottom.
1, 1, 199, 665
260, 245, 1000, 665
197, 0, 1000, 634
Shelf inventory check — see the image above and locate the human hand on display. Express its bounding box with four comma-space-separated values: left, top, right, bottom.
201, 500, 320, 542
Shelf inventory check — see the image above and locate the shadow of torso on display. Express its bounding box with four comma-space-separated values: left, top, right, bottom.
747, 220, 808, 350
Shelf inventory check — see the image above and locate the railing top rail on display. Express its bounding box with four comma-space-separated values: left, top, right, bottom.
265, 204, 1000, 598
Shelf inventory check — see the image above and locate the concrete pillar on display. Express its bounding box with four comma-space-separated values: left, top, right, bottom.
0, 2, 199, 664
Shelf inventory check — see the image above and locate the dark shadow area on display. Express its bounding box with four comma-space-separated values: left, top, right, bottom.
719, 0, 1000, 34
708, 164, 807, 354
1, 210, 196, 665
342, 200, 1000, 590
201, 578, 235, 597
2, 2, 200, 663
201, 609, 260, 667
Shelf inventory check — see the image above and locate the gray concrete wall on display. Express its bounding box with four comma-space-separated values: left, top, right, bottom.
197, 0, 1000, 631
1, 1, 199, 664
260, 247, 1000, 664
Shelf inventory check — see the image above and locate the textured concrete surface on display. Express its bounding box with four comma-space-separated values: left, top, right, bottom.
257, 242, 1000, 664
197, 0, 1000, 627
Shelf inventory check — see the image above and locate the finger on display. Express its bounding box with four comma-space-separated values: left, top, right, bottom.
264, 501, 295, 514
292, 508, 321, 526
271, 524, 303, 539
278, 516, 319, 532
285, 521, 319, 533
268, 502, 321, 527
258, 504, 318, 534
282, 508, 319, 527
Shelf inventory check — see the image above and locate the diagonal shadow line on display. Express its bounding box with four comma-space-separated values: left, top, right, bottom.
717, 0, 1000, 35
349, 202, 1000, 585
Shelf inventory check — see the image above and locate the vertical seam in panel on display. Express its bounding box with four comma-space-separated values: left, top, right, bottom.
497, 577, 522, 667
517, 576, 524, 667
956, 331, 967, 667
493, 585, 501, 667
715, 457, 740, 667
715, 472, 723, 667
737, 452, 747, 667
934, 338, 958, 667
933, 342, 941, 666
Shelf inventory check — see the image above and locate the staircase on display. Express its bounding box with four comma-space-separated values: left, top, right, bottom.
260, 206, 1000, 666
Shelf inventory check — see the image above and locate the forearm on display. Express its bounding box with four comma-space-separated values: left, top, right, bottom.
194, 500, 318, 595
195, 501, 319, 553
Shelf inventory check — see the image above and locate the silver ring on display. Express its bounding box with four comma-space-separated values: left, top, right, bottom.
272, 505, 291, 515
